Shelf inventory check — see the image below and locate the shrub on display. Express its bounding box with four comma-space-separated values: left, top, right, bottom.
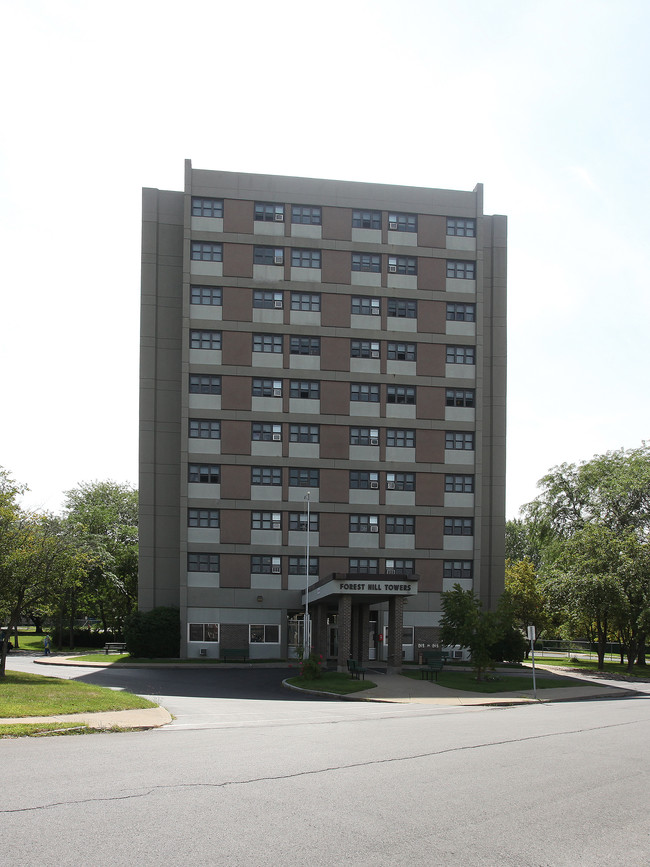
124, 607, 180, 658
489, 625, 527, 663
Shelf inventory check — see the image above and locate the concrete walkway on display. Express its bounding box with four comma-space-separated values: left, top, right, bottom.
0, 706, 172, 730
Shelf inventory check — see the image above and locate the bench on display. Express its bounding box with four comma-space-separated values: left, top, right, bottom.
104, 642, 127, 655
221, 648, 249, 662
347, 659, 367, 680
420, 650, 446, 681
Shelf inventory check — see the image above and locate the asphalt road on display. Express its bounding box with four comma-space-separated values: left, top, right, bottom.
3, 659, 650, 865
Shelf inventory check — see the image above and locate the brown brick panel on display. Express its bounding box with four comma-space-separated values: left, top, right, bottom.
321, 380, 350, 416
415, 472, 444, 507
223, 199, 254, 234
415, 428, 444, 463
223, 287, 252, 322
220, 465, 251, 501
417, 300, 447, 335
222, 375, 252, 411
223, 243, 253, 278
220, 622, 251, 647
415, 342, 445, 376
222, 330, 251, 366
417, 214, 447, 249
320, 472, 350, 506
416, 560, 443, 594
416, 385, 445, 420
319, 556, 348, 576
322, 292, 350, 328
321, 337, 350, 372
321, 250, 351, 285
415, 516, 442, 551
221, 420, 251, 456
322, 206, 352, 241
417, 256, 446, 292
320, 424, 350, 459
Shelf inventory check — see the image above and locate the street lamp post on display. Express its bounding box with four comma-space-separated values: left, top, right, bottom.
304, 491, 311, 659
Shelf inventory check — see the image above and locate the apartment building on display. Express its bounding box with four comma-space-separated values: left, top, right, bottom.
139, 160, 506, 669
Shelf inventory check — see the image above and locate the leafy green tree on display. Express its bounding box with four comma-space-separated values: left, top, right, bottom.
503, 558, 551, 655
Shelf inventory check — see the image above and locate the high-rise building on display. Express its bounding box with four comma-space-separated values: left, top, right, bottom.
139, 160, 506, 669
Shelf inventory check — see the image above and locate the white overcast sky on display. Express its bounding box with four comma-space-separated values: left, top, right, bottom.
1, 0, 648, 518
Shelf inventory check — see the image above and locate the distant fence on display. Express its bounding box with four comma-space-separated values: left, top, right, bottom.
532, 640, 623, 661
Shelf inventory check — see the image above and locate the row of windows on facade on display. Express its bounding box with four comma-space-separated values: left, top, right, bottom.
190, 243, 476, 279
191, 288, 476, 322
188, 545, 473, 574
190, 332, 476, 367
192, 197, 477, 237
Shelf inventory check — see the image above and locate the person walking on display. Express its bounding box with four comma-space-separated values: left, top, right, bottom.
43, 635, 51, 656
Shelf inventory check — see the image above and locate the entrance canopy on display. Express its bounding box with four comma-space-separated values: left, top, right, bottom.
303, 572, 419, 607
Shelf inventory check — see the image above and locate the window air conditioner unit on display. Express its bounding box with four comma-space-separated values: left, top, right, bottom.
371, 308, 380, 315
389, 221, 398, 230
271, 566, 281, 573
370, 525, 379, 533
272, 388, 282, 396
272, 522, 281, 529
272, 433, 281, 441
371, 351, 379, 358
388, 265, 397, 273
370, 437, 379, 445
370, 481, 379, 489
274, 256, 284, 265
274, 300, 283, 308
274, 213, 284, 222
386, 568, 396, 574
387, 482, 396, 489
453, 650, 463, 659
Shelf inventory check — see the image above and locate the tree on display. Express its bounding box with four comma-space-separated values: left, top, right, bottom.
503, 558, 551, 655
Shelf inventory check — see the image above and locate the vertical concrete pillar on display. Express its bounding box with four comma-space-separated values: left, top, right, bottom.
386, 596, 405, 674
337, 594, 352, 672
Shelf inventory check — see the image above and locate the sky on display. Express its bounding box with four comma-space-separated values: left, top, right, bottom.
1, 0, 648, 519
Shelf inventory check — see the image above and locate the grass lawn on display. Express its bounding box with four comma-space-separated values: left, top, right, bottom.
0, 722, 95, 738
531, 657, 650, 677
286, 671, 375, 695
0, 670, 157, 718
402, 669, 580, 693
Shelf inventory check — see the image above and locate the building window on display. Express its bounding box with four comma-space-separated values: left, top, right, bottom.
252, 511, 282, 530
191, 242, 222, 262
254, 246, 284, 265
291, 292, 321, 311
251, 467, 282, 486
447, 260, 475, 279
188, 552, 219, 572
289, 424, 319, 443
386, 429, 415, 448
387, 299, 417, 318
445, 474, 474, 493
289, 468, 319, 487
251, 555, 281, 574
350, 471, 379, 490
253, 334, 283, 353
387, 385, 416, 405
444, 518, 474, 536
351, 296, 381, 316
290, 380, 320, 399
288, 556, 319, 575
188, 464, 220, 483
386, 472, 415, 491
352, 209, 381, 229
252, 378, 282, 397
445, 432, 475, 450
188, 623, 219, 642
191, 286, 222, 306
255, 202, 284, 222
446, 389, 475, 408
291, 205, 321, 225
191, 197, 223, 218
386, 516, 415, 534
443, 560, 473, 579
349, 515, 378, 533
388, 212, 417, 232
350, 427, 379, 446
290, 336, 320, 355
250, 624, 280, 643
386, 558, 415, 574
189, 419, 221, 439
349, 558, 379, 574
351, 383, 380, 402
350, 339, 380, 359
291, 249, 321, 269
189, 374, 221, 394
252, 422, 282, 442
188, 509, 220, 528
253, 290, 283, 309
447, 218, 476, 237
190, 330, 221, 350
446, 346, 475, 365
289, 512, 319, 531
446, 303, 476, 322
351, 253, 381, 273
387, 342, 416, 361
387, 255, 417, 275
